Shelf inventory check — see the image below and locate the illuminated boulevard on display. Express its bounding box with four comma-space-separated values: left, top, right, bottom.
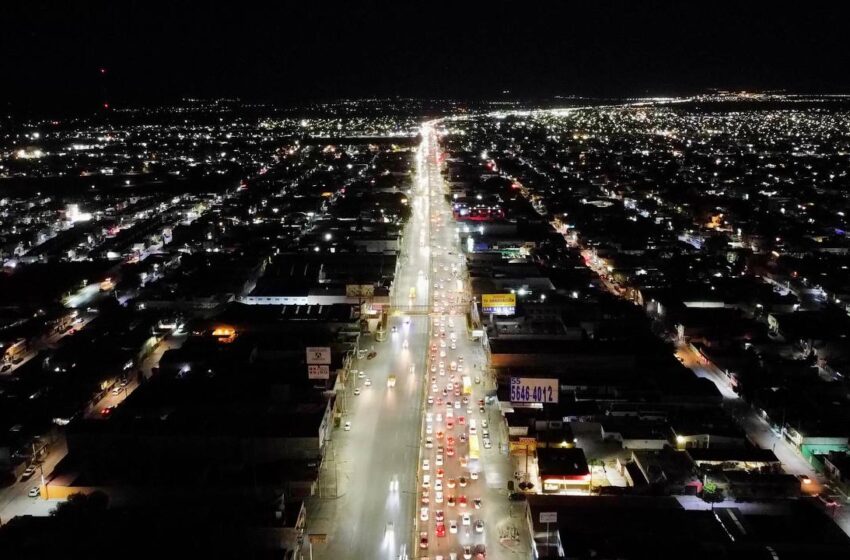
306, 123, 525, 560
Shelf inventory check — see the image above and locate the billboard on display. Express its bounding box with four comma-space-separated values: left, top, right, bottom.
481, 293, 516, 315
510, 377, 558, 404
307, 365, 330, 380
306, 347, 332, 365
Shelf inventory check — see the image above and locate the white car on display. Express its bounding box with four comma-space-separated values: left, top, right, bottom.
423, 459, 430, 471
475, 519, 484, 533
344, 421, 351, 431
364, 378, 372, 387
435, 491, 444, 503
436, 454, 444, 466
426, 437, 434, 448
28, 486, 40, 498
450, 342, 456, 350
449, 520, 458, 534
434, 479, 443, 492
420, 507, 429, 521
426, 423, 433, 435
423, 475, 431, 488
470, 470, 479, 480
461, 513, 471, 526
357, 371, 365, 378
354, 388, 361, 396
454, 401, 461, 409
432, 383, 439, 393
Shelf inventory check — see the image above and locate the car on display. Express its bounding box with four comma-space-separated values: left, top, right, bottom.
481, 419, 488, 429
458, 495, 468, 508
483, 439, 492, 449
364, 378, 372, 387
419, 532, 429, 549
20, 465, 37, 481
447, 478, 456, 488
461, 512, 471, 526
459, 476, 467, 487
426, 424, 433, 435
436, 430, 445, 440
449, 520, 458, 534
423, 475, 431, 488
420, 507, 429, 521
462, 397, 469, 405
470, 470, 479, 481
450, 342, 456, 350
434, 479, 443, 492
475, 519, 484, 533
432, 383, 439, 393
28, 486, 40, 498
435, 523, 446, 538
469, 425, 477, 435
428, 396, 434, 405
447, 436, 455, 447
436, 454, 443, 466
358, 371, 366, 378
454, 401, 461, 409
474, 376, 480, 384
436, 468, 445, 479
391, 326, 398, 333
446, 447, 455, 457
473, 497, 482, 509
435, 491, 444, 504
459, 433, 467, 443
344, 421, 351, 431
100, 406, 115, 417
354, 388, 361, 396
798, 474, 812, 485
458, 416, 465, 425
460, 456, 468, 467
426, 437, 434, 448
447, 495, 456, 507
482, 429, 490, 438
436, 509, 445, 522
0, 364, 11, 372
421, 490, 430, 504
423, 459, 430, 471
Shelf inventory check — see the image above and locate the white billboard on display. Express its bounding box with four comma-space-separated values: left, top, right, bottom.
307, 365, 330, 380
510, 377, 558, 404
306, 347, 331, 365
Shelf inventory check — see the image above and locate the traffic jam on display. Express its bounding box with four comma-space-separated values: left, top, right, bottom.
416, 157, 487, 560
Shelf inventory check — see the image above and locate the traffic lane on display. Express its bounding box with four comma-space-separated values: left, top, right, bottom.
321, 326, 425, 558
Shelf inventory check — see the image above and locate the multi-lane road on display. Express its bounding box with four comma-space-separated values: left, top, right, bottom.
309, 123, 520, 559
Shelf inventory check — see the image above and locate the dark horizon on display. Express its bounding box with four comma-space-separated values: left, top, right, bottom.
3, 1, 850, 115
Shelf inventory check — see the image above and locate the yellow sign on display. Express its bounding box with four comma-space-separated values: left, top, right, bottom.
482, 293, 516, 314
510, 437, 537, 454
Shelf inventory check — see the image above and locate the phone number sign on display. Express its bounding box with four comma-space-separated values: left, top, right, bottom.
510, 377, 558, 404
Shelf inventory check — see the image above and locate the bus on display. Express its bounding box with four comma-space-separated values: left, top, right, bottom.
468, 433, 481, 473
462, 375, 472, 396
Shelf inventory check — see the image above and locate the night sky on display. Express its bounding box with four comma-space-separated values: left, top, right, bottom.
3, 1, 850, 112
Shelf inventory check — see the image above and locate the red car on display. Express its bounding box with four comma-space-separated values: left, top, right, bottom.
446, 447, 455, 457
447, 436, 455, 447
458, 495, 468, 508
435, 523, 446, 538
458, 416, 466, 425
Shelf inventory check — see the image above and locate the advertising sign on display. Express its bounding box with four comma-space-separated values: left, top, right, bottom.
540, 512, 558, 523
306, 347, 332, 365
307, 365, 330, 380
481, 293, 516, 315
510, 377, 558, 404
